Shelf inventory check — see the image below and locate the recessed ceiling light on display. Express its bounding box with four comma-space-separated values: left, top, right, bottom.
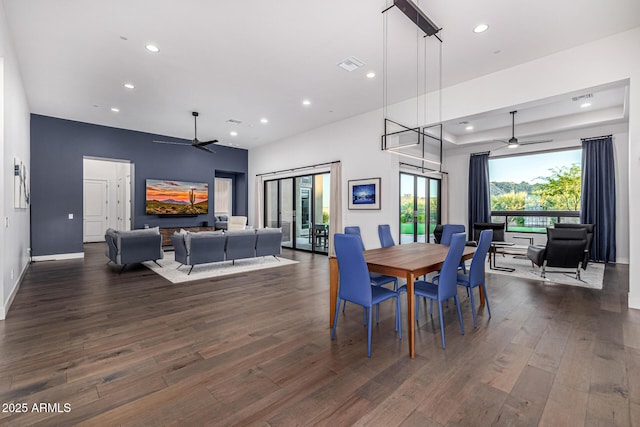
123, 83, 135, 89
366, 72, 376, 79
230, 131, 238, 136
145, 44, 159, 53
473, 24, 489, 33
260, 118, 269, 124
465, 125, 474, 131
111, 107, 120, 113
581, 102, 592, 108
302, 99, 311, 106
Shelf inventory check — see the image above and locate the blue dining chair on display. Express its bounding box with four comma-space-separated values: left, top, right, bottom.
378, 224, 395, 248
332, 234, 401, 357
457, 229, 493, 328
345, 226, 398, 289
343, 226, 399, 322
441, 224, 467, 273
440, 224, 465, 245
399, 232, 466, 349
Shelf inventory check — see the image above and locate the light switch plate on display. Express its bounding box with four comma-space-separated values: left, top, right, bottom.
68, 213, 74, 220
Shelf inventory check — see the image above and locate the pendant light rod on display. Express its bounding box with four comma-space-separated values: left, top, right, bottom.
382, 0, 441, 37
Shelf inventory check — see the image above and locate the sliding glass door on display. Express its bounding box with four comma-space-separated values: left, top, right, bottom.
400, 172, 440, 244
264, 172, 330, 254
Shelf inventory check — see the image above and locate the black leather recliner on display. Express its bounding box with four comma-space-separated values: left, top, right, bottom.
554, 223, 594, 268
527, 227, 588, 280
472, 222, 505, 243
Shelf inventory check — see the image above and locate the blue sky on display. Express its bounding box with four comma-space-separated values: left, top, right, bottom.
489, 149, 581, 183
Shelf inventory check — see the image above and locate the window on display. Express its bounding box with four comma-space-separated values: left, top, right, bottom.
489, 149, 581, 232
214, 178, 233, 216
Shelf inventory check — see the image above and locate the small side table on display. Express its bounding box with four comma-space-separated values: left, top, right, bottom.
513, 235, 534, 246
512, 235, 535, 264
490, 242, 515, 272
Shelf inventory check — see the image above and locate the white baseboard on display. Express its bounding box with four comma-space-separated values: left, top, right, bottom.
629, 292, 640, 310
32, 252, 84, 262
1, 262, 29, 320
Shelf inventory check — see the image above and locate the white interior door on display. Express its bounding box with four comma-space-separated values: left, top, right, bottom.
84, 179, 108, 242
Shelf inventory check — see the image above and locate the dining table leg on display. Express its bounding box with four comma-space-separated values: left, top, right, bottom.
406, 272, 415, 358
329, 257, 339, 328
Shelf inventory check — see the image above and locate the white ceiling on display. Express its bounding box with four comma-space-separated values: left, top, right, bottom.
3, 0, 639, 150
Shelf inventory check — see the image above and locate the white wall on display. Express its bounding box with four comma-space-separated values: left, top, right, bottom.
249, 27, 640, 308
0, 3, 30, 320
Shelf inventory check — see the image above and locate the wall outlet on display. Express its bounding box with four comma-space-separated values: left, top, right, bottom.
10, 269, 14, 280
68, 213, 74, 219
4, 217, 8, 228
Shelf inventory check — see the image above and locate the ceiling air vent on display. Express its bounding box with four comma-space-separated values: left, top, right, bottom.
572, 93, 593, 102
226, 119, 242, 124
337, 56, 364, 72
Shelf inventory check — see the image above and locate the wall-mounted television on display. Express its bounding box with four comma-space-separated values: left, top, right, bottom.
145, 179, 209, 215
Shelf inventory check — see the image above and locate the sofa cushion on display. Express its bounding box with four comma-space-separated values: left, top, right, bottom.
111, 227, 159, 249
184, 230, 224, 253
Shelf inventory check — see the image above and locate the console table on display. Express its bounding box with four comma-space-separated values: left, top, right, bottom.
159, 227, 216, 247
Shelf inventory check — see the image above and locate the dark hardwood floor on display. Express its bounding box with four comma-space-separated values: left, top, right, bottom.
0, 244, 638, 426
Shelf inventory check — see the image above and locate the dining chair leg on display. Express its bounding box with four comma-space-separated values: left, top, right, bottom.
455, 295, 465, 336
438, 302, 446, 349
415, 298, 420, 321
429, 299, 434, 315
342, 300, 347, 313
376, 304, 380, 324
396, 297, 402, 339
331, 299, 341, 340
481, 281, 491, 318
468, 286, 477, 328
367, 305, 373, 358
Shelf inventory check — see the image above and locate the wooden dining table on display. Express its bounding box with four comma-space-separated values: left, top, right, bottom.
329, 242, 476, 358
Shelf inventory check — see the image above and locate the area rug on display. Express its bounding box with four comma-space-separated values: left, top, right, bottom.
143, 253, 298, 284
485, 255, 604, 290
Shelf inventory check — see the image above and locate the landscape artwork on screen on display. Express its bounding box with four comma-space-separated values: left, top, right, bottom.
352, 184, 376, 205
348, 177, 381, 210
146, 179, 209, 215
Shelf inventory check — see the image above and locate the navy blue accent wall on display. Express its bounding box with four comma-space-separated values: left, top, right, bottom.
30, 114, 248, 256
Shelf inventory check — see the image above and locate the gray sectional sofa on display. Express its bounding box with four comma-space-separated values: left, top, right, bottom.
105, 227, 164, 272
171, 227, 283, 274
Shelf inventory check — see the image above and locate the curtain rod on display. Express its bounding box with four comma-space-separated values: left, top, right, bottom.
581, 135, 612, 142
471, 151, 490, 157
256, 160, 340, 177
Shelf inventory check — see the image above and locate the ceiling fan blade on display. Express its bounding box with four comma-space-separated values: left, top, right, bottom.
194, 144, 215, 154
194, 139, 219, 147
152, 140, 189, 146
490, 144, 511, 153
519, 139, 553, 145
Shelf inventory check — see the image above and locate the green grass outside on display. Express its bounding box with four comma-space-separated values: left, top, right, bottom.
507, 226, 546, 233
400, 223, 431, 235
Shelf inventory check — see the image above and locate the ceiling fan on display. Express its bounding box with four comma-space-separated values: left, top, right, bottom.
153, 111, 218, 153
496, 110, 553, 149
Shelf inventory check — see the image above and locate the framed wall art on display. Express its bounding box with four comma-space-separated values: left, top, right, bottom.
14, 157, 30, 209
348, 177, 380, 210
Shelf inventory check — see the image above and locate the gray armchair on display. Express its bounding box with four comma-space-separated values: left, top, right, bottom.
105, 227, 163, 273
527, 227, 588, 279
